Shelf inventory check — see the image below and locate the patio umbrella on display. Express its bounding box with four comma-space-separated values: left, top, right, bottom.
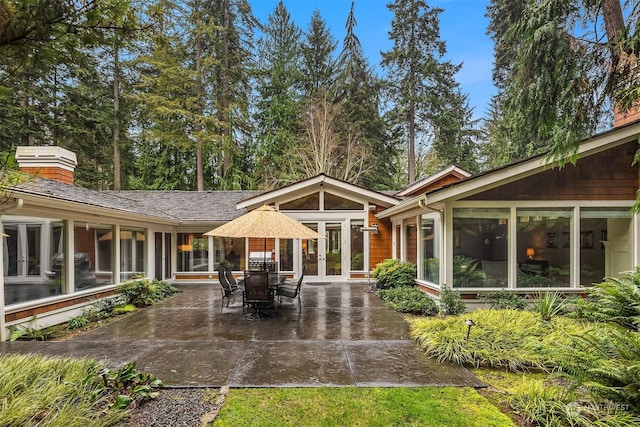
204, 204, 324, 270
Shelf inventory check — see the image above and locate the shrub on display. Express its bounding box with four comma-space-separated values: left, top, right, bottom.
575, 268, 640, 330
376, 287, 438, 315
371, 259, 416, 289
117, 278, 179, 307
531, 291, 569, 321
439, 285, 466, 315
479, 290, 528, 310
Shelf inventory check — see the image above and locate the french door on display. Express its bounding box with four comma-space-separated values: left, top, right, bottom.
301, 221, 345, 282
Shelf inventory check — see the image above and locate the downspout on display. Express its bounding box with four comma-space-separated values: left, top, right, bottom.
1, 197, 24, 341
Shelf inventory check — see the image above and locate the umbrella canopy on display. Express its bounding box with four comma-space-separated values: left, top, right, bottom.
204, 204, 324, 240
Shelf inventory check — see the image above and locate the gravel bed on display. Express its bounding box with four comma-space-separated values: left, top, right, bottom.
124, 388, 221, 426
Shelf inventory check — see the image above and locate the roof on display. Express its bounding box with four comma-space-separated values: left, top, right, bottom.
377, 120, 640, 218
394, 166, 471, 198
237, 173, 400, 210
111, 190, 264, 222
9, 178, 264, 224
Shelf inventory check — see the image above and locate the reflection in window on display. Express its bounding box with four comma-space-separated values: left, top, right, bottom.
350, 220, 364, 271
517, 209, 571, 288
121, 229, 145, 281
405, 220, 417, 266
580, 208, 632, 286
2, 215, 65, 305
453, 209, 509, 288
280, 194, 319, 210
421, 215, 440, 284
279, 239, 293, 271
214, 237, 245, 271
74, 225, 112, 291
177, 233, 209, 272
324, 192, 363, 210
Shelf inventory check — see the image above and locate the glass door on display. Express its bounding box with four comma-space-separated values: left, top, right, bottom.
301, 221, 344, 282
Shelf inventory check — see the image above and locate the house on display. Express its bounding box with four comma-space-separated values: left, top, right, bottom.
2, 120, 640, 339
0, 150, 399, 340
379, 120, 640, 304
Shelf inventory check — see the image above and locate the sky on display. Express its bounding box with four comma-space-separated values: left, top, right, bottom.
249, 0, 496, 119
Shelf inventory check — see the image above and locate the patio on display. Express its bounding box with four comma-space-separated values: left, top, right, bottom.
0, 282, 483, 388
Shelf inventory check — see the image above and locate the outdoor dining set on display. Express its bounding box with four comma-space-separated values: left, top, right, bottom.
217, 264, 304, 320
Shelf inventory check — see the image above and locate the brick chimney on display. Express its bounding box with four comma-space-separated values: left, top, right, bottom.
15, 146, 77, 185
614, 103, 640, 127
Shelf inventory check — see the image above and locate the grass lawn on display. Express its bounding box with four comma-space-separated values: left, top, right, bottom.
213, 387, 515, 426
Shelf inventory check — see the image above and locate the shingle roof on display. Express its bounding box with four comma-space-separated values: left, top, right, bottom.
111, 190, 264, 222
10, 178, 264, 223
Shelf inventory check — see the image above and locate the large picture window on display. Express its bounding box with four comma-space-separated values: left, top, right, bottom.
74, 225, 112, 291
580, 208, 633, 286
350, 219, 364, 271
2, 215, 65, 305
517, 209, 572, 288
177, 233, 209, 272
453, 208, 509, 288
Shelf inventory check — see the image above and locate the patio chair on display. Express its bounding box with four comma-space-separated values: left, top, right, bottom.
242, 270, 274, 319
276, 268, 304, 307
217, 266, 241, 312
223, 264, 243, 292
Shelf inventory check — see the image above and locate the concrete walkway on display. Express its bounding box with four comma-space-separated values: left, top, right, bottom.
0, 283, 483, 388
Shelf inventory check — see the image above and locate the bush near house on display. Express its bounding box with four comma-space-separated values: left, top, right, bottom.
117, 278, 179, 307
376, 286, 438, 315
371, 258, 416, 289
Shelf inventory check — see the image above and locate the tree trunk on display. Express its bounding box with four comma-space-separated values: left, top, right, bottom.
222, 0, 231, 177
601, 0, 626, 67
195, 18, 204, 191
113, 44, 121, 190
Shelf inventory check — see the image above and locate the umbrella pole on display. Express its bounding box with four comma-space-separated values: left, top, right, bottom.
263, 238, 267, 271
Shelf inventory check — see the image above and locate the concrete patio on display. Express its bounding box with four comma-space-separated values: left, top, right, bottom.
0, 282, 484, 388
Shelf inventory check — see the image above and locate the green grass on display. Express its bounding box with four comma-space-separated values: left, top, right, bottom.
0, 354, 127, 427
213, 387, 515, 426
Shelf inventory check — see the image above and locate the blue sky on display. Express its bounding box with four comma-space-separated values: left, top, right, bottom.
250, 0, 496, 118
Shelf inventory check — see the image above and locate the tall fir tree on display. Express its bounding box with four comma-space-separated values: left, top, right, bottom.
381, 0, 466, 185
335, 1, 394, 189
253, 1, 304, 189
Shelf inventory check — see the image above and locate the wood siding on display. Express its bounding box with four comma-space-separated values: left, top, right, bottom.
5, 290, 117, 322
369, 209, 392, 269
465, 142, 639, 201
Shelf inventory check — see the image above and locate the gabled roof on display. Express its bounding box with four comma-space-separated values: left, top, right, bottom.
394, 165, 471, 198
237, 173, 400, 210
378, 121, 640, 218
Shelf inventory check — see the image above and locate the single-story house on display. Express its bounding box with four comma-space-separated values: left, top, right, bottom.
2, 119, 640, 339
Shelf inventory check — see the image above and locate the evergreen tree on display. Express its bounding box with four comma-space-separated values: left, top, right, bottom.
301, 9, 338, 98
485, 0, 640, 165
253, 1, 304, 189
381, 0, 466, 184
336, 1, 394, 190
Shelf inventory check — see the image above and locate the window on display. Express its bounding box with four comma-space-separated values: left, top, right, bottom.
121, 228, 145, 281
177, 233, 209, 272
580, 208, 632, 286
516, 209, 572, 288
2, 215, 65, 305
214, 237, 245, 271
279, 239, 293, 271
324, 193, 363, 210
280, 194, 319, 210
421, 215, 440, 284
74, 225, 111, 291
453, 208, 509, 288
350, 220, 364, 271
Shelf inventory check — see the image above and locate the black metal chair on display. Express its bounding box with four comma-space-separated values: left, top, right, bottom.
276, 268, 304, 308
217, 265, 241, 312
242, 270, 274, 320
